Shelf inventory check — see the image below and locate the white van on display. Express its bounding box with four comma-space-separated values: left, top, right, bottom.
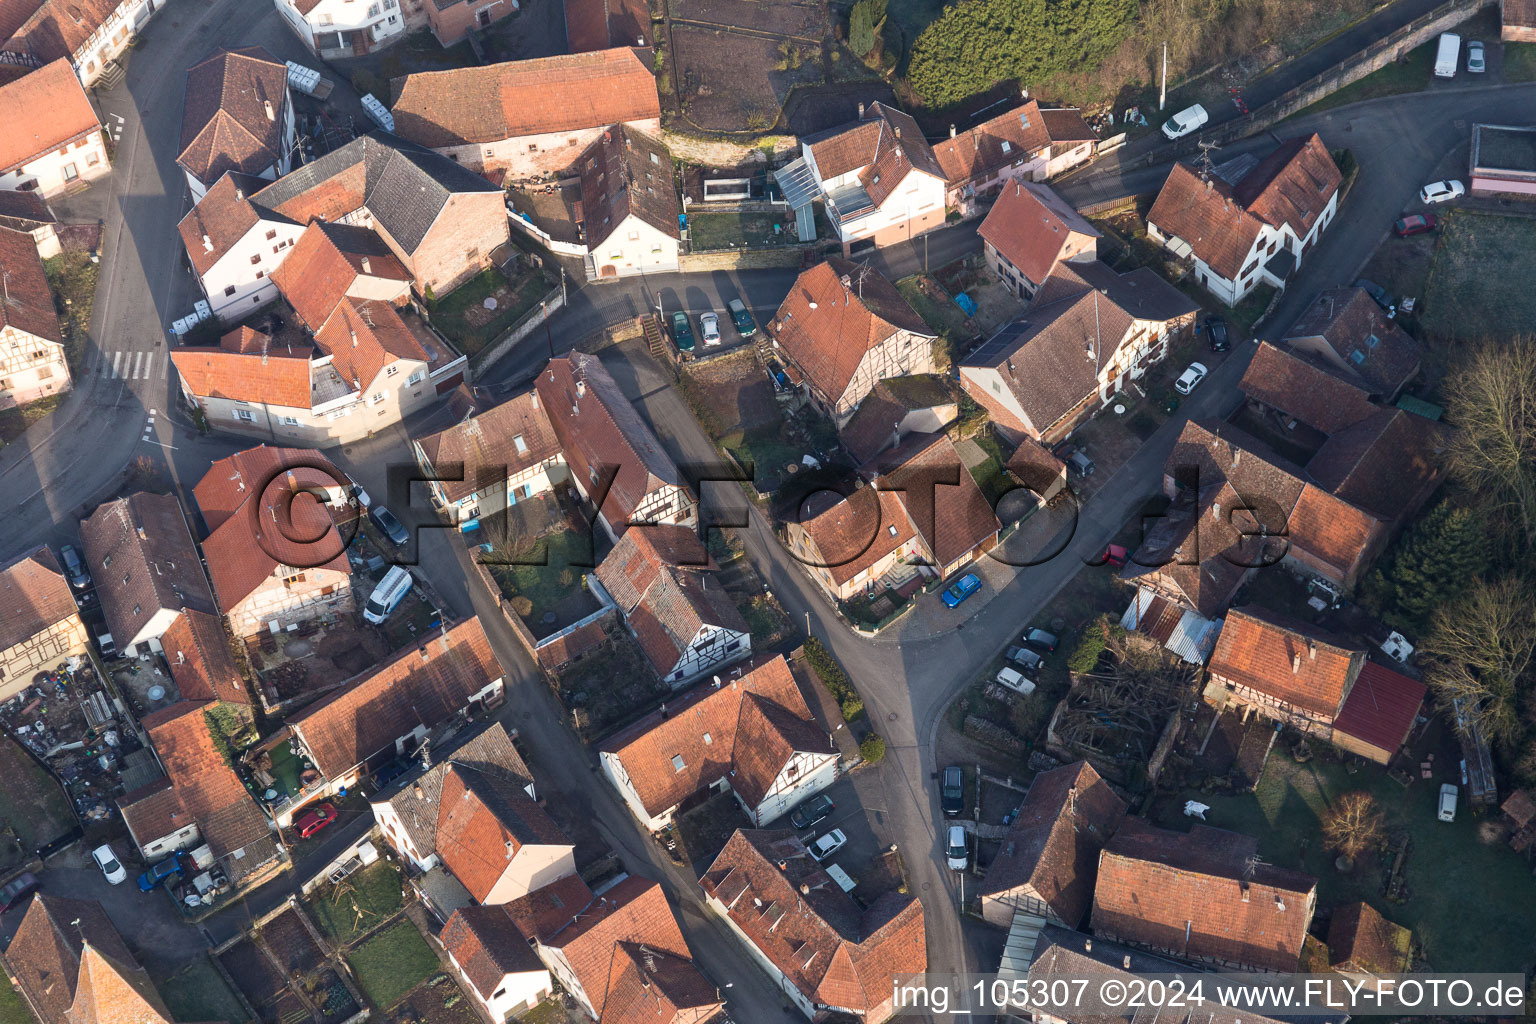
363, 567, 413, 624
1434, 33, 1461, 78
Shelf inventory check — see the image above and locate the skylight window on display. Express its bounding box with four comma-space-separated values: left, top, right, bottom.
671, 754, 686, 772
1349, 349, 1366, 365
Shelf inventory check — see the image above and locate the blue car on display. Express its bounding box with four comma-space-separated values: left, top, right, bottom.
137, 854, 185, 892
940, 572, 982, 608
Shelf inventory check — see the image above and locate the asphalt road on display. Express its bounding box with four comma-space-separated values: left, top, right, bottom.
6, 1, 1536, 1016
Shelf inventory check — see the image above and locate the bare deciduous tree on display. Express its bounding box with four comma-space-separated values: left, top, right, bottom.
1442, 337, 1536, 548
1420, 577, 1536, 743
1322, 791, 1385, 861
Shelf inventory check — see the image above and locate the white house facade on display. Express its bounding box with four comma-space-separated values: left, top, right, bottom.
272, 0, 411, 60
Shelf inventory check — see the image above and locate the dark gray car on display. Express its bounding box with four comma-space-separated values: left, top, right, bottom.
370, 506, 409, 546
789, 792, 835, 830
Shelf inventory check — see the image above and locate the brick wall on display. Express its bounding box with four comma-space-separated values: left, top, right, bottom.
411, 191, 510, 295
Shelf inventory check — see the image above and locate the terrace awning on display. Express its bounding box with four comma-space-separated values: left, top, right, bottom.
773, 158, 822, 211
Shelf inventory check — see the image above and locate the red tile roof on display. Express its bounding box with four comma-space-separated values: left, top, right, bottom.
0, 545, 77, 652
578, 125, 680, 246
290, 617, 503, 777
501, 873, 596, 944
806, 103, 946, 210
699, 829, 926, 1013
1091, 820, 1316, 972
442, 904, 545, 999
6, 0, 130, 66
595, 525, 745, 679
1209, 606, 1365, 718
598, 655, 830, 818
312, 297, 431, 394
436, 763, 571, 902
563, 0, 652, 51
390, 49, 660, 149
169, 339, 314, 408
121, 700, 271, 859
1148, 135, 1339, 280
978, 761, 1126, 927
1327, 902, 1411, 974
932, 100, 1054, 185
977, 180, 1100, 287
3, 895, 138, 1023
176, 172, 268, 276
414, 390, 563, 504
1331, 661, 1424, 754
795, 486, 916, 588
599, 942, 725, 1024
0, 222, 62, 344
535, 353, 688, 530
195, 448, 354, 610
68, 941, 176, 1024
1239, 342, 1380, 433
178, 47, 289, 184
1284, 287, 1421, 397
871, 433, 1000, 568
0, 59, 99, 176
1305, 407, 1443, 520
1507, 0, 1536, 28
159, 609, 250, 705
80, 492, 218, 643
768, 259, 933, 409
538, 875, 692, 1019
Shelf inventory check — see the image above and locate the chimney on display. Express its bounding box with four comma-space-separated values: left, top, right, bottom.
777, 859, 788, 870
530, 392, 538, 409
894, 126, 901, 139
1292, 652, 1301, 673
1308, 639, 1317, 660
350, 329, 358, 348
800, 883, 810, 894
413, 782, 425, 800
1084, 939, 1092, 952
576, 379, 586, 398
419, 645, 429, 662
202, 234, 213, 252
857, 102, 865, 118
949, 124, 956, 138
659, 703, 668, 719
361, 256, 372, 275
808, 301, 817, 310
235, 187, 244, 200
505, 840, 516, 859
264, 100, 275, 122
1206, 178, 1214, 192
1122, 955, 1131, 969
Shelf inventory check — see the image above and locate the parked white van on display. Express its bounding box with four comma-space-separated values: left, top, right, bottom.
363, 566, 413, 624
1434, 33, 1461, 78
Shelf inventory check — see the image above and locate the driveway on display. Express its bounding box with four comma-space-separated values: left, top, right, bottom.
0, 844, 207, 978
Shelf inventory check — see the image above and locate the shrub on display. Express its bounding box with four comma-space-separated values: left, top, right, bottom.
510, 595, 533, 617
860, 734, 886, 763
805, 637, 865, 723
1067, 614, 1122, 674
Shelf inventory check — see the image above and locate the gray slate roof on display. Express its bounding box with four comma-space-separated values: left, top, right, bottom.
252, 131, 498, 254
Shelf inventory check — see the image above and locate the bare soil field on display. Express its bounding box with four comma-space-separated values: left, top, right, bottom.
682, 350, 781, 437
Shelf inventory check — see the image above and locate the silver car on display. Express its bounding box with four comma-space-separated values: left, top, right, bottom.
1467, 40, 1485, 73
1174, 361, 1209, 395
699, 311, 721, 346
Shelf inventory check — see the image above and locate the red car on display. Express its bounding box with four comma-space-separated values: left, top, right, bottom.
1101, 544, 1129, 568
1393, 213, 1437, 237
294, 802, 338, 839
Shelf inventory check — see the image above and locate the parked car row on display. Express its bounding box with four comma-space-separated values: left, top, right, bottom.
669, 300, 758, 352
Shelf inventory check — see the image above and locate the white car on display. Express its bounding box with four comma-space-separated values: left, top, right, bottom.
92, 844, 127, 885
945, 825, 969, 871
699, 311, 722, 346
996, 666, 1036, 696
1437, 783, 1458, 822
1161, 103, 1208, 140
809, 829, 847, 862
1174, 361, 1209, 395
1419, 179, 1465, 204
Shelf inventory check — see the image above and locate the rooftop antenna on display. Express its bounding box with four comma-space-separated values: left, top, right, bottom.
1195, 140, 1221, 181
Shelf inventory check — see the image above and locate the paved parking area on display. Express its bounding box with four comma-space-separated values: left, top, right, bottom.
0, 843, 208, 977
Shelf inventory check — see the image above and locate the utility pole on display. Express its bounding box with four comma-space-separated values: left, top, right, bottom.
1160, 41, 1168, 111
541, 299, 554, 360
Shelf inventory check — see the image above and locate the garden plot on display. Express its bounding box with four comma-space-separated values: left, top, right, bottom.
669, 0, 831, 131
1422, 211, 1536, 339
680, 349, 782, 439
554, 626, 669, 740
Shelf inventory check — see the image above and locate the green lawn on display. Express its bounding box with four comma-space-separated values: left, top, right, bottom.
687, 211, 790, 251
0, 974, 37, 1024
346, 921, 439, 1010
1421, 211, 1536, 339
486, 528, 595, 626
0, 395, 61, 446
1505, 42, 1536, 82
307, 861, 403, 945
967, 432, 1012, 507
159, 957, 247, 1024
896, 274, 977, 345
724, 428, 803, 490
42, 252, 98, 371
0, 737, 74, 872
1150, 740, 1536, 971
429, 267, 550, 357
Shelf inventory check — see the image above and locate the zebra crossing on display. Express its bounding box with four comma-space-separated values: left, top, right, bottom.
98, 348, 167, 381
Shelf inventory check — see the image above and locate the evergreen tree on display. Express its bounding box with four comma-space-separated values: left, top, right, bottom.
849, 0, 886, 60
1370, 503, 1491, 631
